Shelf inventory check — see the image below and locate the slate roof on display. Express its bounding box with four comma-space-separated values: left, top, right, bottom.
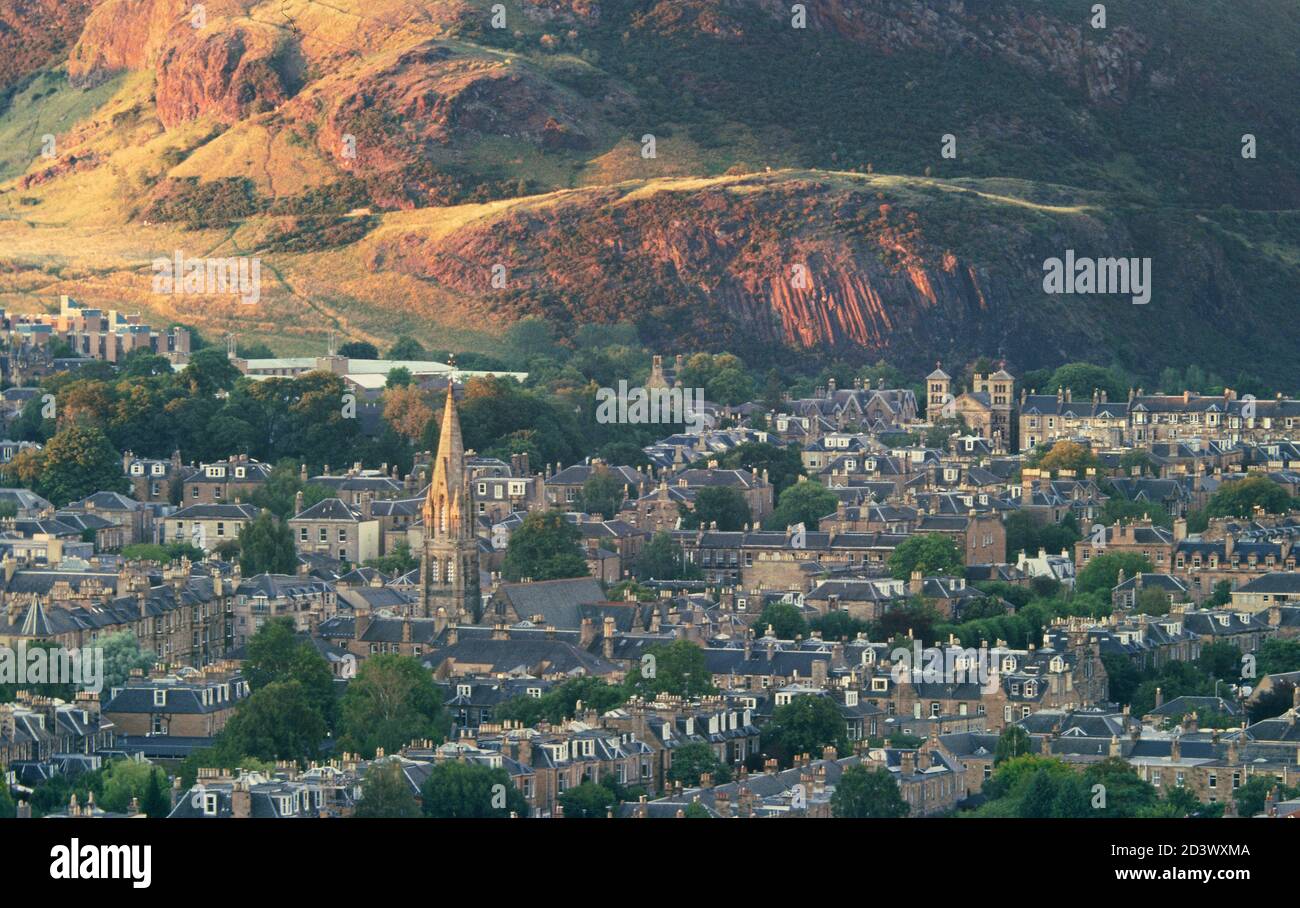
291, 497, 363, 522
422, 636, 619, 677
491, 577, 607, 629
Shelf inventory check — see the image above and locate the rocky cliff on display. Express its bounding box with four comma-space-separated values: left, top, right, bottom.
0, 0, 96, 95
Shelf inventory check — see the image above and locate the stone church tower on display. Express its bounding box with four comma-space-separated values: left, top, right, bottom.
419, 390, 479, 621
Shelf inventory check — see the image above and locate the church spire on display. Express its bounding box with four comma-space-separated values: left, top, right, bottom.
424, 389, 467, 539
419, 386, 479, 621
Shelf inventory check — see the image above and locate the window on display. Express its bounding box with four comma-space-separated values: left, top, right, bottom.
319, 528, 328, 543
153, 689, 167, 707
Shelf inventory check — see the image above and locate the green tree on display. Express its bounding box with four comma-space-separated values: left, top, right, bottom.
338, 655, 450, 757
810, 610, 871, 641
1206, 579, 1233, 607
220, 681, 327, 762
100, 630, 156, 692
1233, 774, 1300, 817
496, 677, 626, 726
1046, 363, 1128, 403
365, 542, 419, 575
681, 486, 751, 531
1205, 475, 1292, 518
575, 471, 627, 519
765, 479, 839, 531
387, 336, 428, 360
140, 764, 171, 818
1084, 757, 1160, 818
0, 778, 16, 818
623, 639, 715, 698
709, 441, 804, 494
99, 760, 171, 814
502, 510, 589, 581
421, 761, 530, 818
1018, 769, 1061, 818
1258, 638, 1300, 675
558, 781, 616, 818
1003, 511, 1080, 562
354, 761, 422, 818
249, 459, 331, 518
831, 765, 909, 818
338, 341, 379, 360
1134, 586, 1172, 616
1101, 655, 1142, 707
244, 617, 338, 729
888, 534, 964, 580
667, 742, 733, 787
994, 726, 1033, 765
182, 347, 242, 395
238, 511, 298, 575
4, 425, 128, 505
1076, 551, 1154, 595
762, 695, 848, 767
1248, 682, 1296, 723
636, 530, 696, 580
1101, 496, 1172, 528
757, 601, 808, 640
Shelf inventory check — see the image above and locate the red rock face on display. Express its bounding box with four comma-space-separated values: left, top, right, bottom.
0, 0, 95, 92
154, 23, 301, 128
317, 40, 595, 207
67, 0, 192, 87
367, 177, 1016, 357
18, 151, 103, 189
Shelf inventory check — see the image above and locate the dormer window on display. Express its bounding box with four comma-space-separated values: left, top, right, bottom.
153, 689, 167, 707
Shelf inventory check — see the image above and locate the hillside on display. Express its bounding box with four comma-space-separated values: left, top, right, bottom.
0, 0, 1296, 381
